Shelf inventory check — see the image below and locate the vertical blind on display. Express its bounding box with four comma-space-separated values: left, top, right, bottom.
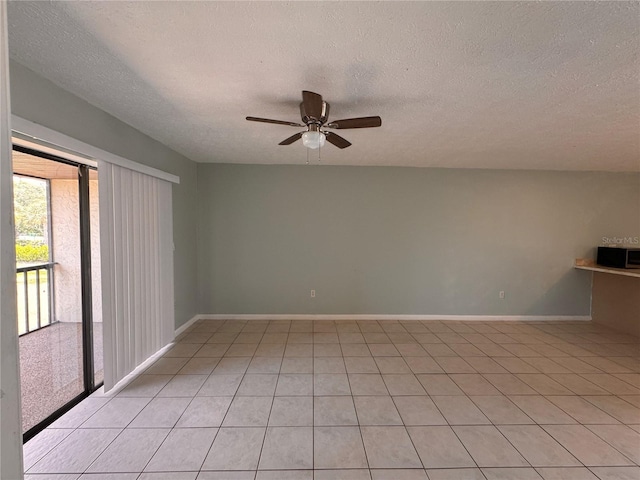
99, 161, 175, 391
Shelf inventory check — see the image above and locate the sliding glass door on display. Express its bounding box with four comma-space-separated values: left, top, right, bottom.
13, 146, 102, 440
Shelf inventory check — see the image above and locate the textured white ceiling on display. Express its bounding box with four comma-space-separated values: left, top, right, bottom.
7, 1, 640, 171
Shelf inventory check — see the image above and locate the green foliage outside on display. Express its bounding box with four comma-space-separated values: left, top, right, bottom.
16, 242, 49, 263
13, 176, 50, 264
13, 176, 48, 239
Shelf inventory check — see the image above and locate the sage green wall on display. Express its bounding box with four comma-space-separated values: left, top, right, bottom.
10, 59, 639, 320
9, 61, 199, 328
197, 164, 640, 316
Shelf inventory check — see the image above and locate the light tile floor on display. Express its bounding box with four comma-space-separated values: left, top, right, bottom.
24, 319, 640, 480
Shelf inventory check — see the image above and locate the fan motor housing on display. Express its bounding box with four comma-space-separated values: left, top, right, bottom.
300, 101, 330, 125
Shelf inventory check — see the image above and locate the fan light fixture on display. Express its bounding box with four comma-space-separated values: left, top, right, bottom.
246, 90, 381, 150
302, 131, 326, 149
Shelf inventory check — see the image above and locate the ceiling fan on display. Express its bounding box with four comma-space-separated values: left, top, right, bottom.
246, 90, 382, 149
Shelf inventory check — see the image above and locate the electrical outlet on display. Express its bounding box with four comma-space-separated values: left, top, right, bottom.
311, 290, 316, 298
499, 291, 505, 299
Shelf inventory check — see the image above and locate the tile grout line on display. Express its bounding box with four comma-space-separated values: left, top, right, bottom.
344, 329, 372, 474
196, 319, 253, 473
252, 327, 287, 474
312, 333, 315, 472
178, 321, 229, 476
119, 322, 224, 478
165, 320, 230, 475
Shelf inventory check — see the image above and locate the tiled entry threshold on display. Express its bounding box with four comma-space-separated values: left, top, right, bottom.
23, 318, 640, 480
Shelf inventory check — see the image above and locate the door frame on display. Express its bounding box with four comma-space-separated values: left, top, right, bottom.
14, 145, 103, 442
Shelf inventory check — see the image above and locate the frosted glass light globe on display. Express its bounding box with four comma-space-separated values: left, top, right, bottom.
302, 131, 326, 149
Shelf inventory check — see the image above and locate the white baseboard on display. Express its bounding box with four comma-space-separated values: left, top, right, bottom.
99, 312, 590, 393
101, 341, 174, 395
174, 314, 203, 337
102, 313, 202, 394
198, 313, 592, 322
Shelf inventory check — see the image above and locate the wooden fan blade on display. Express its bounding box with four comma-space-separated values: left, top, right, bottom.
325, 131, 352, 149
326, 116, 382, 129
246, 116, 303, 127
302, 91, 323, 121
279, 132, 304, 145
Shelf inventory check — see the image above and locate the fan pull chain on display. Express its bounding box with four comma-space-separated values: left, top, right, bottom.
306, 147, 310, 165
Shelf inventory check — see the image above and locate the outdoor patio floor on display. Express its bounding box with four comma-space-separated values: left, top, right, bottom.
20, 322, 103, 432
